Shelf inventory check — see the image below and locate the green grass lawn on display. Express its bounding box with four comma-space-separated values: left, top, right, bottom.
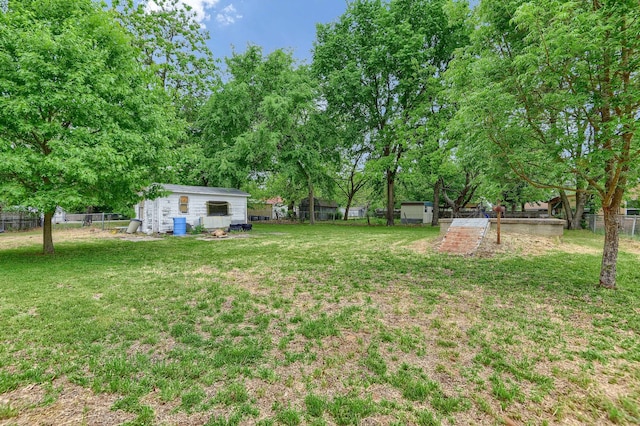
1, 224, 639, 425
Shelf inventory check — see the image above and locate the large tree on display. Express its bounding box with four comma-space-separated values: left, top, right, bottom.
111, 0, 219, 187
449, 0, 639, 288
111, 0, 217, 120
199, 47, 338, 222
313, 0, 468, 225
0, 0, 173, 254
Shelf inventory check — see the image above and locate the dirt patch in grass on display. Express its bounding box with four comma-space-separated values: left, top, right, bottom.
0, 228, 122, 250
195, 233, 252, 242
139, 390, 216, 426
0, 228, 257, 249
476, 230, 598, 257
619, 237, 640, 256
0, 379, 135, 425
118, 235, 164, 242
0, 228, 170, 250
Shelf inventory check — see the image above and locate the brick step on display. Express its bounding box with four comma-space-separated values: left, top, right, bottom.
439, 219, 490, 256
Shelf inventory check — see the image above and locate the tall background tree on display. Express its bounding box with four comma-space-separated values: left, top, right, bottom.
333, 123, 373, 221
313, 0, 469, 225
199, 47, 338, 221
448, 0, 639, 288
112, 0, 217, 120
111, 0, 218, 186
0, 0, 174, 254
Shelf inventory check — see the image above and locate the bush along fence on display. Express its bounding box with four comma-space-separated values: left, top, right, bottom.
585, 214, 639, 238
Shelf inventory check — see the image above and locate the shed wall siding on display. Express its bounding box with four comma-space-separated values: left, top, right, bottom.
136, 191, 248, 233
401, 205, 424, 220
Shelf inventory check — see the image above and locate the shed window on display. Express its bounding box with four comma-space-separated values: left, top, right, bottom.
207, 201, 230, 216
179, 196, 189, 213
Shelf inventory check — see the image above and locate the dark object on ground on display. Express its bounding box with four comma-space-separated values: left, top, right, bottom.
229, 224, 252, 232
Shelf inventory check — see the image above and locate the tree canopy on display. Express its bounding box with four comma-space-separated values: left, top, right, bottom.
448, 0, 640, 288
0, 0, 174, 253
198, 46, 339, 221
313, 0, 469, 225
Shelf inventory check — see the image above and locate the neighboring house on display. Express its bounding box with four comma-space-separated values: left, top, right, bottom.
266, 197, 288, 220
339, 206, 368, 219
247, 197, 288, 221
247, 202, 273, 221
626, 200, 639, 216
624, 185, 640, 215
52, 206, 66, 223
299, 198, 338, 221
523, 202, 550, 213
135, 184, 250, 233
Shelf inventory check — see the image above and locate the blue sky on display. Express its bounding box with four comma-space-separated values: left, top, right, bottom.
173, 0, 478, 64
179, 0, 349, 63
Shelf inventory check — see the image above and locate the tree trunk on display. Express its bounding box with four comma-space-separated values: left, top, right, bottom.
452, 206, 461, 218
572, 191, 587, 230
386, 170, 395, 226
343, 194, 353, 221
559, 190, 575, 229
599, 208, 619, 288
288, 200, 295, 220
431, 179, 440, 226
43, 211, 54, 255
308, 180, 315, 225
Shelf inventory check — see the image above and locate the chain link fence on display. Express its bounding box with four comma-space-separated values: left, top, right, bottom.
1, 212, 130, 232
52, 213, 129, 231
585, 214, 639, 237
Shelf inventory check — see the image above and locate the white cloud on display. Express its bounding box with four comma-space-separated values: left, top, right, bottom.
216, 4, 243, 26
147, 0, 221, 24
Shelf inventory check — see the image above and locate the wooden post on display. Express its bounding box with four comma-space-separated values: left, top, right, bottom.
497, 206, 501, 245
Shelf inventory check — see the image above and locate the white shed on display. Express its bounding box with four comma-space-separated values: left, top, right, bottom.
400, 201, 433, 224
135, 184, 250, 234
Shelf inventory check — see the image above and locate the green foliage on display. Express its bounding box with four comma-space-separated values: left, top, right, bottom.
275, 407, 302, 426
213, 383, 249, 406
390, 365, 439, 401
0, 403, 18, 420
198, 46, 337, 210
110, 0, 220, 187
313, 0, 470, 224
111, 0, 218, 120
0, 0, 174, 252
447, 0, 640, 286
415, 409, 440, 426
363, 343, 387, 377
190, 224, 207, 235
328, 395, 376, 426
305, 393, 327, 418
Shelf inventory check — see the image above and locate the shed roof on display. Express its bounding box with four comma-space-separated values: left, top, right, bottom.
161, 184, 250, 198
